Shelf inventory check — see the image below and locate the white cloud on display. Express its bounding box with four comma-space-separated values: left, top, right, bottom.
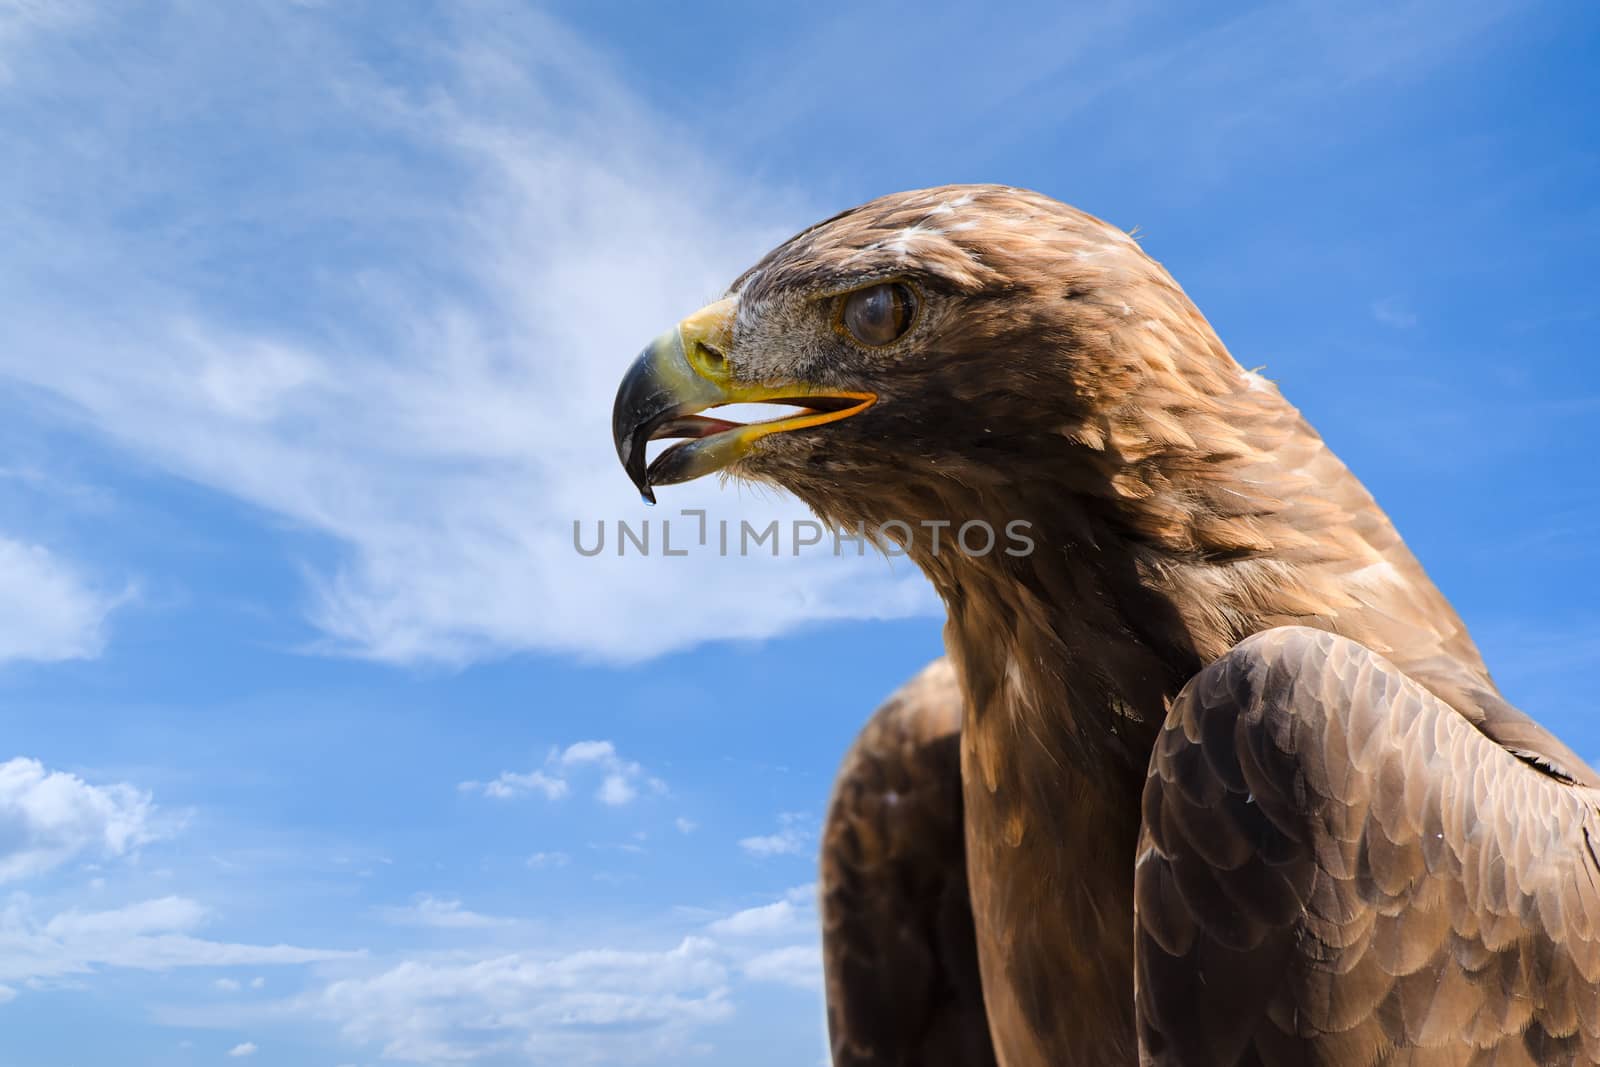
707, 900, 802, 938
525, 851, 570, 869
463, 740, 664, 807
559, 741, 619, 767
215, 977, 241, 992
0, 895, 356, 987
738, 813, 814, 859
460, 770, 568, 802
0, 765, 353, 999
0, 5, 936, 668
301, 936, 733, 1064
597, 774, 636, 807
565, 741, 666, 806
737, 831, 807, 858
714, 886, 826, 990
227, 1042, 258, 1058
674, 818, 697, 835
742, 945, 822, 991
0, 758, 161, 882
0, 538, 126, 665
44, 896, 207, 939
706, 884, 815, 940
164, 884, 825, 1064
375, 895, 511, 930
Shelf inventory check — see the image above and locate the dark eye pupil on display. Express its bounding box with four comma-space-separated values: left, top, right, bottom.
844, 283, 915, 346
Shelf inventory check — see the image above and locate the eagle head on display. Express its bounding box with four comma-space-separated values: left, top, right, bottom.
612, 184, 1248, 548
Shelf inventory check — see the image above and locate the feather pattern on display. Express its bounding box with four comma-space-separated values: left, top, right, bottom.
1137, 627, 1600, 1065
821, 660, 997, 1067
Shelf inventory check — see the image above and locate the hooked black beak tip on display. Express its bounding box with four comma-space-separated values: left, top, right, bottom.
612, 343, 665, 502
611, 311, 743, 504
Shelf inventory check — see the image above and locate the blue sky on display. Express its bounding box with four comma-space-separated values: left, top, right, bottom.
0, 0, 1595, 1063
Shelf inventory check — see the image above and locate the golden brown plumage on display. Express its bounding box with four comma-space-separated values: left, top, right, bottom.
611, 185, 1600, 1065
1139, 627, 1600, 1066
821, 659, 996, 1067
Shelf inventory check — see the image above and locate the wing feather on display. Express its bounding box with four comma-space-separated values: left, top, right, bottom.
821, 659, 998, 1067
1136, 626, 1600, 1065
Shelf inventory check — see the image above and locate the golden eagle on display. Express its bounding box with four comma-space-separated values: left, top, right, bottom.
612, 186, 1600, 1066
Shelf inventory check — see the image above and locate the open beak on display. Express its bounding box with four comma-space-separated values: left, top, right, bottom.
612, 298, 875, 503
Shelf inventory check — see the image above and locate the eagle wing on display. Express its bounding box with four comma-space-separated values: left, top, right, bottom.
821, 658, 998, 1067
1135, 626, 1600, 1066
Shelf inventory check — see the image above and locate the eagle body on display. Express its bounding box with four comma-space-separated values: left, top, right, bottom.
613, 186, 1600, 1065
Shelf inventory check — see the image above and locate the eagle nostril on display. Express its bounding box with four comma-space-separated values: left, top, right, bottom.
695, 341, 727, 372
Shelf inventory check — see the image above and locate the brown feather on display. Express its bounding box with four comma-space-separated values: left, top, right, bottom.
821, 660, 997, 1067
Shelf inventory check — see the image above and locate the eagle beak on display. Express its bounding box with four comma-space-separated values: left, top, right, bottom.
612, 297, 875, 504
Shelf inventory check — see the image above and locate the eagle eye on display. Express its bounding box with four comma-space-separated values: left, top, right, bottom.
840, 283, 917, 347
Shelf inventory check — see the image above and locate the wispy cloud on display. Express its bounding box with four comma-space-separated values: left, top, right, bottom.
301, 936, 733, 1065
706, 885, 814, 938
226, 1042, 258, 1058
0, 4, 935, 668
0, 538, 127, 664
0, 894, 356, 987
0, 764, 354, 1000
742, 945, 823, 992
374, 894, 513, 930
738, 813, 814, 859
560, 741, 666, 807
525, 851, 570, 870
460, 768, 568, 802
42, 896, 208, 939
195, 884, 828, 1064
462, 740, 666, 806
